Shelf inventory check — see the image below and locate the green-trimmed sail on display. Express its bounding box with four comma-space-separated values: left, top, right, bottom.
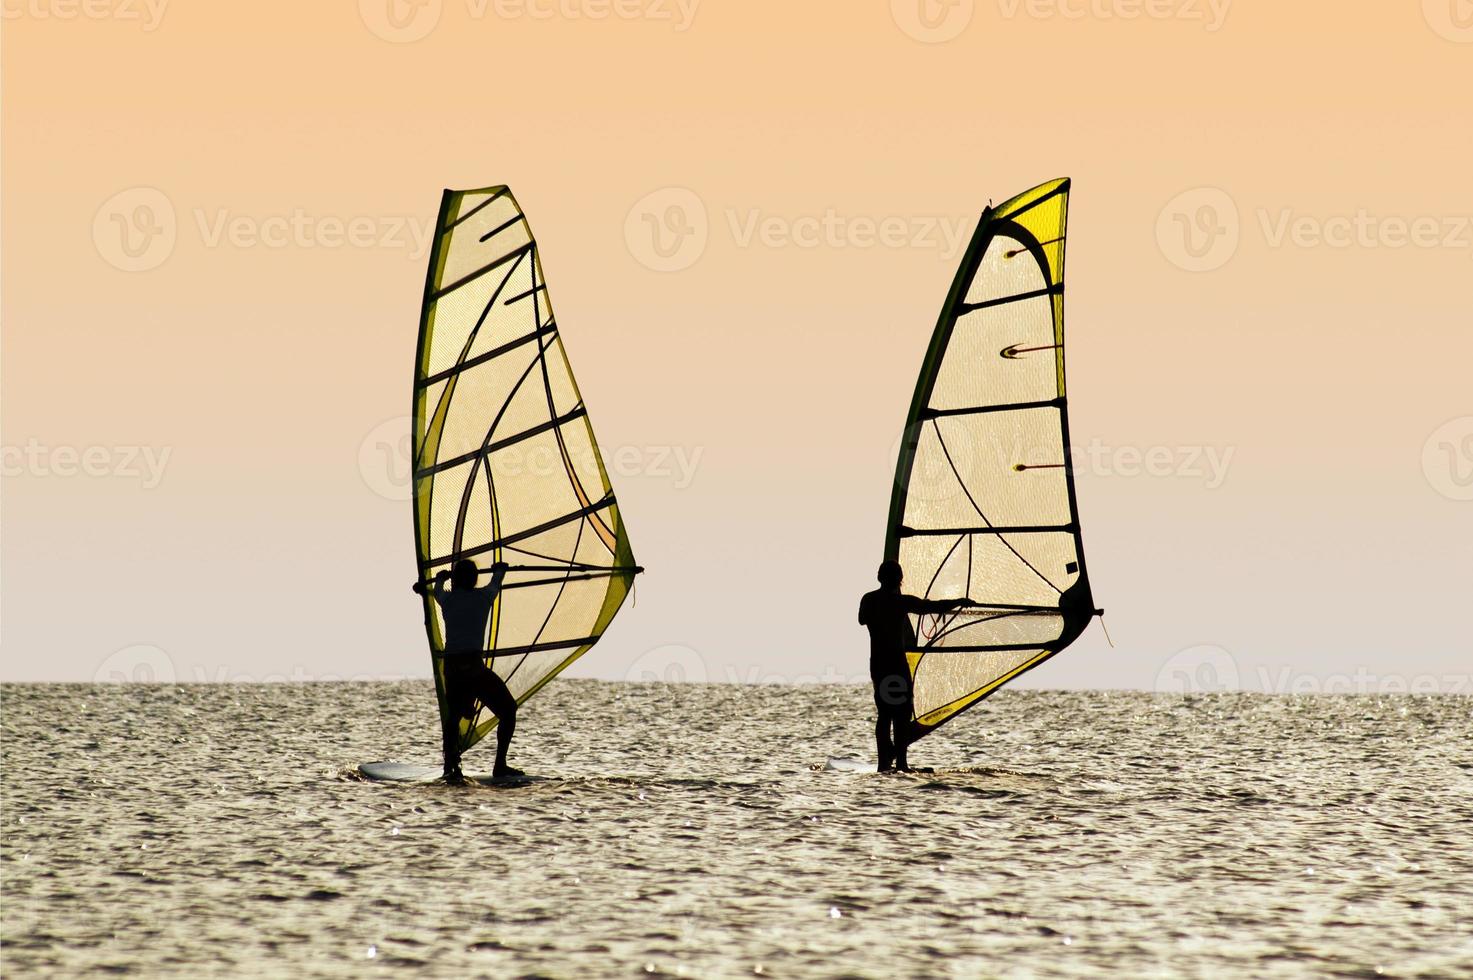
412, 186, 639, 754
885, 178, 1098, 742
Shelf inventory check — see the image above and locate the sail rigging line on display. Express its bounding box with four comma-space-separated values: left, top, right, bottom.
431, 242, 536, 301
931, 418, 1063, 595
503, 516, 587, 686
958, 282, 1063, 315
445, 187, 510, 230
531, 253, 620, 553
413, 244, 536, 473
422, 494, 617, 569
450, 333, 565, 555
417, 323, 559, 389
478, 213, 523, 243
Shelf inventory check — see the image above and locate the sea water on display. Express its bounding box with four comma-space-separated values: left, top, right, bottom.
2, 682, 1470, 978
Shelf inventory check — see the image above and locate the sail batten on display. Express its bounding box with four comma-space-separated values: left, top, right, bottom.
884, 178, 1096, 742
412, 185, 639, 754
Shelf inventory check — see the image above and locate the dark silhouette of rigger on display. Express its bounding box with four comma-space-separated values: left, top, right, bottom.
413, 560, 522, 782
858, 560, 974, 772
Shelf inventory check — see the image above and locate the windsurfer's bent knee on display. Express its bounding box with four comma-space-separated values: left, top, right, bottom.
414, 558, 521, 781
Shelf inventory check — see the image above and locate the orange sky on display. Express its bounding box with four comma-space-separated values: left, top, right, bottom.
3, 1, 1470, 690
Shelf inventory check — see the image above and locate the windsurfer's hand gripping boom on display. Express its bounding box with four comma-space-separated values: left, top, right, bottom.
412, 562, 511, 594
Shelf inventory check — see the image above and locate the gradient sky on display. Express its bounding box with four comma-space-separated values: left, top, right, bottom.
3, 1, 1470, 692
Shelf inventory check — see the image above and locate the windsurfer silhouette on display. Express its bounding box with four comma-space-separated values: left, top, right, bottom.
413, 559, 522, 783
858, 560, 974, 772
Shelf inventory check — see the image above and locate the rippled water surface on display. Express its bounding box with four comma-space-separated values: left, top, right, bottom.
3, 682, 1471, 978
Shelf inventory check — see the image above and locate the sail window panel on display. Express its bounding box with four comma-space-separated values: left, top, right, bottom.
900, 410, 1071, 531
928, 299, 1057, 411
555, 416, 619, 523
925, 610, 1066, 649
573, 512, 623, 563
895, 531, 1078, 608
972, 531, 1080, 604
482, 428, 590, 535
963, 233, 1048, 307
516, 577, 617, 650
462, 258, 543, 363
420, 269, 532, 380
910, 648, 1044, 725
490, 582, 568, 652
426, 360, 541, 462
499, 648, 581, 701
539, 338, 586, 419
441, 200, 532, 288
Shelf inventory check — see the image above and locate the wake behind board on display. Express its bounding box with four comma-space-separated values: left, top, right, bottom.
358, 762, 539, 786
821, 757, 933, 774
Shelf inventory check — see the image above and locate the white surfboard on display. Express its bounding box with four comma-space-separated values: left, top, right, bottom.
358, 762, 538, 786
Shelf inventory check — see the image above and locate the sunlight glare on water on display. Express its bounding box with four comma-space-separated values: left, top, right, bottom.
2, 681, 1471, 977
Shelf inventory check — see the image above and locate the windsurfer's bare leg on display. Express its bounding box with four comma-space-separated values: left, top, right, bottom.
875, 715, 895, 772
483, 670, 522, 778
441, 715, 465, 783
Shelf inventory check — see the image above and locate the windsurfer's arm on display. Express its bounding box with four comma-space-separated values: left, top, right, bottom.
903, 595, 973, 615
413, 570, 452, 598
484, 561, 510, 593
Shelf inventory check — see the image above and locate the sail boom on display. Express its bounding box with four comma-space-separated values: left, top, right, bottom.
897, 524, 1077, 537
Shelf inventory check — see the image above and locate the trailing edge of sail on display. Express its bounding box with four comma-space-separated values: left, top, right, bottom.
412, 186, 638, 754
885, 177, 1096, 742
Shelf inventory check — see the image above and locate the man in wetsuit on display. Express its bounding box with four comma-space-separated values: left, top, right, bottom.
858, 560, 973, 772
413, 559, 521, 782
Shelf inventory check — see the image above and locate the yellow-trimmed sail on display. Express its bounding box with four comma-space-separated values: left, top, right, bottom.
412, 186, 639, 753
885, 178, 1096, 741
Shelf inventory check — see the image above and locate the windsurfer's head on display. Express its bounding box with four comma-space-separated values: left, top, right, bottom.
877, 560, 903, 590
451, 559, 480, 590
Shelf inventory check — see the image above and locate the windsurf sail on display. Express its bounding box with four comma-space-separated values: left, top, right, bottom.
885, 177, 1100, 742
412, 185, 641, 754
